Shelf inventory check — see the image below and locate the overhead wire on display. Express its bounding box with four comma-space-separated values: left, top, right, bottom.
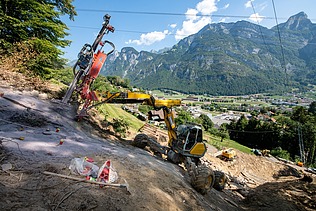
67, 25, 151, 34
249, 0, 284, 88
66, 25, 316, 46
76, 8, 281, 20
75, 8, 316, 22
271, 0, 289, 86
227, 129, 275, 134
250, 1, 269, 48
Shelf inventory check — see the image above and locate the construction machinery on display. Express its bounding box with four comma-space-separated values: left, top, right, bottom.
62, 14, 227, 194
91, 91, 227, 194
221, 148, 237, 160
216, 148, 237, 161
62, 14, 115, 118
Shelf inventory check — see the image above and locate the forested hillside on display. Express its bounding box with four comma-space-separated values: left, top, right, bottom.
103, 12, 316, 95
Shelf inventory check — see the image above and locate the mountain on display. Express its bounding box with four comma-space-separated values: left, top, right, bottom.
102, 12, 316, 95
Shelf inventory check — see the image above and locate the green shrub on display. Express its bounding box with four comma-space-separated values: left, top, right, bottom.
270, 147, 291, 160
112, 118, 129, 137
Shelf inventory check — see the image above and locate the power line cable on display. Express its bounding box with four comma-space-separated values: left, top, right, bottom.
250, 0, 283, 84
250, 1, 269, 48
76, 8, 316, 22
227, 129, 275, 134
67, 25, 316, 46
271, 0, 289, 86
76, 8, 284, 20
297, 125, 305, 163
67, 25, 150, 34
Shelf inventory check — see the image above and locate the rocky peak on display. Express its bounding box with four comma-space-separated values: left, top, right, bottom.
280, 12, 312, 30
121, 47, 139, 54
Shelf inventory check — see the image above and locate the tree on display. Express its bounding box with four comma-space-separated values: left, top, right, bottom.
218, 127, 229, 142
236, 114, 248, 131
308, 101, 316, 115
0, 0, 76, 75
225, 115, 248, 145
112, 118, 129, 137
270, 147, 291, 160
138, 105, 153, 115
291, 106, 309, 123
175, 110, 193, 125
224, 104, 316, 166
302, 121, 316, 164
198, 114, 214, 132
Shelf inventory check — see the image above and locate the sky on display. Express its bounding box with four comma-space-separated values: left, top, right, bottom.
60, 0, 316, 61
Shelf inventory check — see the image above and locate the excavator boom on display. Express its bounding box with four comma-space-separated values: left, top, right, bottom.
94, 91, 181, 108
92, 91, 179, 147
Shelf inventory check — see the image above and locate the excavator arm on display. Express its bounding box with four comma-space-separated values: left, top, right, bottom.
91, 91, 180, 147
83, 91, 179, 146
92, 91, 180, 107
161, 107, 178, 147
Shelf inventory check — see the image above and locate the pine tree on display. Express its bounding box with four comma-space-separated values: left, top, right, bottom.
0, 0, 76, 76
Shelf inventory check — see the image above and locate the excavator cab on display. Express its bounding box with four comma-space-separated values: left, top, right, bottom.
175, 124, 207, 158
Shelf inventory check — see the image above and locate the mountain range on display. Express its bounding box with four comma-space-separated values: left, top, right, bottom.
101, 12, 316, 95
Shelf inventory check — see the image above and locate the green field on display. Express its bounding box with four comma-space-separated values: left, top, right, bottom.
205, 133, 252, 154
99, 104, 144, 131
151, 90, 186, 99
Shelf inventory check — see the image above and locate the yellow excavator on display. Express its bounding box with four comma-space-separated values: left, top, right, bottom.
88, 91, 227, 194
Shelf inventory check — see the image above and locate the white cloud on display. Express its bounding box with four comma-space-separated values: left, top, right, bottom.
223, 4, 229, 9
125, 30, 169, 46
169, 23, 177, 29
196, 0, 218, 15
185, 8, 199, 21
175, 17, 211, 40
248, 13, 265, 23
175, 0, 218, 40
245, 0, 254, 8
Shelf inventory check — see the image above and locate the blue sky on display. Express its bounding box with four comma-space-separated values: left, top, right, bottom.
61, 0, 316, 61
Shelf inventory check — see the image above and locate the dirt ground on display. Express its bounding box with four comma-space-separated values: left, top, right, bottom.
0, 69, 315, 211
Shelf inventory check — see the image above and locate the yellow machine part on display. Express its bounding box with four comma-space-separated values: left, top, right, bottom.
190, 143, 207, 156
152, 99, 181, 108
222, 148, 236, 159
126, 92, 151, 99
96, 91, 181, 108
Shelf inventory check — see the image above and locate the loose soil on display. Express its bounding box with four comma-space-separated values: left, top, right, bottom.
0, 69, 315, 211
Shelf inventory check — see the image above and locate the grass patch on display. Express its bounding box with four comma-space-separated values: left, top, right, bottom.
205, 133, 252, 154
151, 90, 186, 99
100, 104, 144, 132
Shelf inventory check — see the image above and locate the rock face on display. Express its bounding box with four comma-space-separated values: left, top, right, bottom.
276, 12, 313, 31
102, 12, 316, 95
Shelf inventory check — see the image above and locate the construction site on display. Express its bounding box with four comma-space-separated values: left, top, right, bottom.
0, 67, 315, 211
